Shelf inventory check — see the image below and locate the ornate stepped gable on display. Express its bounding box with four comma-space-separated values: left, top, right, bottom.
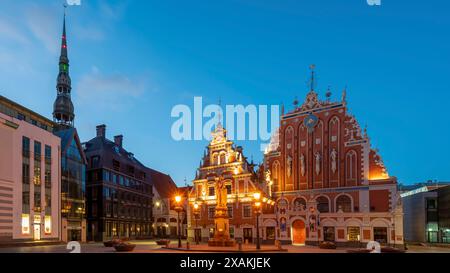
265, 80, 391, 192
196, 122, 255, 180
190, 121, 266, 205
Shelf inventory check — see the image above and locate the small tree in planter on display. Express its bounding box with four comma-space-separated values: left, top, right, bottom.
156, 239, 171, 246
114, 242, 136, 252
319, 241, 337, 249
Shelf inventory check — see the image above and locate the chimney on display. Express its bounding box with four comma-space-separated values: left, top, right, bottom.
96, 124, 106, 138
114, 135, 123, 148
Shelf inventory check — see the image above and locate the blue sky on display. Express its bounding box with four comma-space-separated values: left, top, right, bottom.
0, 0, 449, 186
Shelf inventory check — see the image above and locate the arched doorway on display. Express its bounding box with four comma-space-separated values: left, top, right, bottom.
292, 220, 306, 245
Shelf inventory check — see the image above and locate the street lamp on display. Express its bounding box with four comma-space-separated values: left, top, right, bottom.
174, 195, 183, 248
253, 192, 262, 250
193, 202, 200, 245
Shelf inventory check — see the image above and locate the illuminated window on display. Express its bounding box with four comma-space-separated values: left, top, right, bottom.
347, 226, 360, 241
45, 216, 52, 235
33, 165, 41, 186
21, 214, 30, 235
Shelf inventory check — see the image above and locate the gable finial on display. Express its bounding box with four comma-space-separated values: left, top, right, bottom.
326, 85, 332, 102
309, 64, 316, 91
342, 85, 347, 104
217, 97, 223, 126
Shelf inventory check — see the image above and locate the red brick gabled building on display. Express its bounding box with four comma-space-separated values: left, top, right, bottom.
264, 69, 404, 247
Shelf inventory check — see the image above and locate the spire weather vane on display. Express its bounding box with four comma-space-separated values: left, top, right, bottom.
307, 64, 317, 91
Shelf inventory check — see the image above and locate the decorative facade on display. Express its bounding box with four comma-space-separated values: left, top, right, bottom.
0, 96, 61, 242
187, 123, 265, 243
263, 67, 404, 247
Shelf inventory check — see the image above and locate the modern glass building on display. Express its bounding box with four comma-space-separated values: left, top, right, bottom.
402, 184, 450, 244
55, 129, 87, 242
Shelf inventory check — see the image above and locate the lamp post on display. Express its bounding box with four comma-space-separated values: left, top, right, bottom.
154, 201, 160, 238
193, 202, 200, 245
253, 192, 262, 250
174, 195, 183, 248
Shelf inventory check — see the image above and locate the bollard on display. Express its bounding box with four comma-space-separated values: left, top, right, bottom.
238, 242, 243, 252
186, 242, 190, 250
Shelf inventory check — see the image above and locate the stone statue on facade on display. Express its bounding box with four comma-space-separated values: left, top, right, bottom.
287, 155, 293, 177
300, 154, 305, 177
330, 149, 337, 174
315, 152, 321, 175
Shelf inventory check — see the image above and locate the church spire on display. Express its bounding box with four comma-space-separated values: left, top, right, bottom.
60, 10, 68, 64
53, 7, 75, 130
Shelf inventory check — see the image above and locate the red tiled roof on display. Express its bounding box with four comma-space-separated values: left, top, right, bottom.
147, 168, 178, 199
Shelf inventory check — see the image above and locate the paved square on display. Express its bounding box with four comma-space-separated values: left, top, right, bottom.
1, 240, 449, 253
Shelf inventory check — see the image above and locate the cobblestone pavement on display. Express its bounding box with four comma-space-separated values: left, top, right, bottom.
0, 241, 449, 253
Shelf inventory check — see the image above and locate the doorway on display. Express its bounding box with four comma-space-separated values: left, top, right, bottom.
323, 226, 335, 242
157, 226, 166, 238
69, 229, 81, 242
292, 220, 306, 245
33, 224, 41, 241
243, 228, 253, 243
373, 227, 388, 244
266, 227, 275, 240
195, 228, 202, 243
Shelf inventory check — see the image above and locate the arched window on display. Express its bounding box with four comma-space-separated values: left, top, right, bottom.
336, 195, 352, 212
212, 153, 219, 165
346, 150, 357, 181
278, 199, 288, 207
284, 127, 294, 181
316, 196, 329, 213
293, 198, 306, 211
272, 161, 281, 191
220, 153, 226, 165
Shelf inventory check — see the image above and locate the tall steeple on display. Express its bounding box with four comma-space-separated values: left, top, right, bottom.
53, 8, 75, 129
